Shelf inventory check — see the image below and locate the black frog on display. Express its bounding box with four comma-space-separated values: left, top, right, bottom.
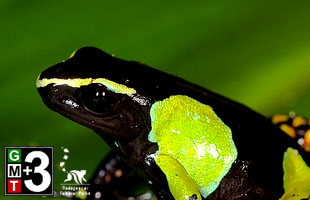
37, 47, 310, 200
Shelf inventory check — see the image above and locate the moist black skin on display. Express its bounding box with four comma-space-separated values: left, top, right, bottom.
37, 47, 309, 200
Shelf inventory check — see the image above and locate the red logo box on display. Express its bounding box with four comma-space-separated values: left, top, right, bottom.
7, 179, 21, 193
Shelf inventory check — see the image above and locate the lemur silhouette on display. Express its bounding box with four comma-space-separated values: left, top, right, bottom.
60, 147, 87, 185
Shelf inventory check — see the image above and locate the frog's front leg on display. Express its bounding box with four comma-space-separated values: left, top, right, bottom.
78, 152, 153, 200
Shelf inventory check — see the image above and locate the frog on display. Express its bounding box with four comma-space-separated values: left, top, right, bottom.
36, 47, 310, 200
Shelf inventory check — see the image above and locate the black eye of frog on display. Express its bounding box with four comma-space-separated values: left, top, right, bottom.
79, 84, 116, 114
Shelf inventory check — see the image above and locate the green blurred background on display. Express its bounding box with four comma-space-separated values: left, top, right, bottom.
0, 1, 309, 199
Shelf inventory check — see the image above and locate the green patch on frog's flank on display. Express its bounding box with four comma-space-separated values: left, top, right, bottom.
148, 95, 238, 199
281, 147, 310, 200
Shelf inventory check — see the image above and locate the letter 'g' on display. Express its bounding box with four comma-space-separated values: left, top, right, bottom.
9, 150, 20, 162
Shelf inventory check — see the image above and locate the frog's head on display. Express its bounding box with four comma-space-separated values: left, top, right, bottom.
37, 47, 169, 141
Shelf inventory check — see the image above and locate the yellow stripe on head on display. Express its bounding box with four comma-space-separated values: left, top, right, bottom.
69, 49, 78, 58
36, 77, 136, 94
37, 78, 93, 88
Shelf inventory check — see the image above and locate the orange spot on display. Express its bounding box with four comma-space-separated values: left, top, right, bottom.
303, 130, 310, 152
272, 115, 289, 124
114, 169, 123, 178
105, 174, 111, 182
292, 116, 306, 127
280, 124, 296, 138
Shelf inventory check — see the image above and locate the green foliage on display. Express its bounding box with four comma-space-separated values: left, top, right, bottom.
0, 1, 309, 199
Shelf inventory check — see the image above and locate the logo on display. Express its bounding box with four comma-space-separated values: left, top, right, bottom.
4, 147, 54, 196
59, 147, 90, 198
64, 170, 87, 185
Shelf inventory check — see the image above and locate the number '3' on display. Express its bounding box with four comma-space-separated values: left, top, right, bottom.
24, 151, 51, 192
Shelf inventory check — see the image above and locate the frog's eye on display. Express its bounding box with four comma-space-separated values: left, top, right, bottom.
79, 84, 116, 115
